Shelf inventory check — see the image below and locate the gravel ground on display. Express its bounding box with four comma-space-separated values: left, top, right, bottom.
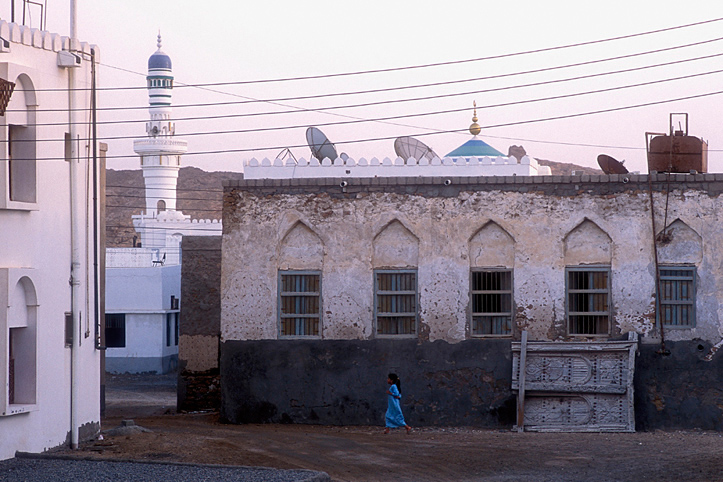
1, 455, 329, 482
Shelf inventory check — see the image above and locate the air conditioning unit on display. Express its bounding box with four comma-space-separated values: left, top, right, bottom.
57, 50, 81, 68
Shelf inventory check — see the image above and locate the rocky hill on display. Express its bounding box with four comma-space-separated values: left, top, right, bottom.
105, 167, 243, 248
105, 161, 602, 248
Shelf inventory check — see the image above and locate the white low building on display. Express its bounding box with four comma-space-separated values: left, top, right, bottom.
243, 111, 551, 179
0, 20, 101, 459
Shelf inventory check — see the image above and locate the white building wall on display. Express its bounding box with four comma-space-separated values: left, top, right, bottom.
243, 154, 550, 179
105, 264, 180, 373
0, 21, 100, 459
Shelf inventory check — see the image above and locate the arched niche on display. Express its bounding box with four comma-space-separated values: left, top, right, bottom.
278, 221, 324, 270
8, 276, 37, 405
6, 73, 37, 203
657, 219, 702, 265
564, 219, 612, 265
468, 221, 515, 268
372, 220, 419, 268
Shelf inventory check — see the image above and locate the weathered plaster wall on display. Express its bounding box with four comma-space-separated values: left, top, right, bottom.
179, 236, 222, 411
220, 339, 515, 426
221, 175, 723, 346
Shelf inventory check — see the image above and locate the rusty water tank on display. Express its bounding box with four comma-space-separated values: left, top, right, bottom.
647, 114, 708, 173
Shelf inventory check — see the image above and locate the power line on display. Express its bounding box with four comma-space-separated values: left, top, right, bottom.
10, 65, 723, 143
9, 55, 723, 134
11, 33, 723, 112
11, 85, 723, 163
105, 224, 222, 233
105, 205, 222, 213
106, 184, 223, 193
18, 16, 723, 93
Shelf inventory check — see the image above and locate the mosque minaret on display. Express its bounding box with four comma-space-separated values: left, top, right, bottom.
132, 35, 190, 250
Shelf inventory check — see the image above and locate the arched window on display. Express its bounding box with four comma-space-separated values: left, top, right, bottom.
5, 74, 37, 204
157, 199, 166, 212
2, 273, 38, 414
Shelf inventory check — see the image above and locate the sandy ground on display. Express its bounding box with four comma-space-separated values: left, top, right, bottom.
51, 373, 723, 482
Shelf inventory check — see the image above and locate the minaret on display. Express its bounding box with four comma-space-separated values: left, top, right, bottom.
133, 34, 187, 220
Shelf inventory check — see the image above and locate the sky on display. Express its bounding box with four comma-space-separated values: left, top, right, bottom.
4, 0, 723, 173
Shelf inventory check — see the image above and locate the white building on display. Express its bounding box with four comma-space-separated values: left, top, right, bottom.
243, 110, 552, 179
105, 37, 220, 374
0, 20, 101, 459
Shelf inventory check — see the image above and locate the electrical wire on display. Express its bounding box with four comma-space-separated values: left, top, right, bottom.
10, 33, 723, 113
10, 86, 723, 162
8, 60, 723, 135
18, 16, 723, 93
67, 66, 723, 142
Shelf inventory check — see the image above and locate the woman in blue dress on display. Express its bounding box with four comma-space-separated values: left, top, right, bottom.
384, 373, 411, 434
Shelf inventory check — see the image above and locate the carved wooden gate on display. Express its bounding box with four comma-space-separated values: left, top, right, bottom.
512, 335, 637, 432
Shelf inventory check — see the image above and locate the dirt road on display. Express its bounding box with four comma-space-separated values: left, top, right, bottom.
54, 374, 723, 482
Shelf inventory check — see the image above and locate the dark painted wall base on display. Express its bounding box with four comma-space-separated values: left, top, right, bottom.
220, 339, 515, 427
635, 340, 723, 431
178, 369, 221, 412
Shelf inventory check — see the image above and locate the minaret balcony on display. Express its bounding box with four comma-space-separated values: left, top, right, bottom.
134, 137, 188, 155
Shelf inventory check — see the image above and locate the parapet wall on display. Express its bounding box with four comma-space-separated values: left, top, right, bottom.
243, 155, 549, 179
0, 19, 97, 58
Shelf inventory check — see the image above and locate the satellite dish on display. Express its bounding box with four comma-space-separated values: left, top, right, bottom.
306, 127, 338, 161
276, 147, 297, 163
394, 136, 439, 161
597, 154, 628, 174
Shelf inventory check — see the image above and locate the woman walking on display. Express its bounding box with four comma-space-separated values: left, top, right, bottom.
384, 373, 411, 434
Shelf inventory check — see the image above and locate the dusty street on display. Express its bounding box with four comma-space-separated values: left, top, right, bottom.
53, 374, 723, 482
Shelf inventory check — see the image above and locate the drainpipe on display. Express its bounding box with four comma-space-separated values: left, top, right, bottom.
68, 0, 81, 450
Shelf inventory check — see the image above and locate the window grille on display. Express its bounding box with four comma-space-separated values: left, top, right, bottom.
278, 271, 321, 337
471, 269, 512, 336
105, 313, 126, 348
566, 267, 610, 335
0, 78, 15, 116
375, 270, 418, 336
658, 266, 696, 327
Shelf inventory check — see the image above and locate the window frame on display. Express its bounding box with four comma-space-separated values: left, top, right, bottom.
565, 265, 611, 337
1, 73, 38, 211
1, 270, 39, 416
374, 269, 419, 338
105, 313, 126, 348
277, 270, 322, 339
657, 265, 696, 329
470, 268, 514, 337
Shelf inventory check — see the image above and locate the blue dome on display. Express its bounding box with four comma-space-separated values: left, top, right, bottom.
148, 51, 172, 70
446, 138, 503, 158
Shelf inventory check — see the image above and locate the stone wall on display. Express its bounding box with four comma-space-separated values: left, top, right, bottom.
219, 174, 723, 429
179, 236, 222, 411
220, 339, 515, 426
221, 174, 723, 345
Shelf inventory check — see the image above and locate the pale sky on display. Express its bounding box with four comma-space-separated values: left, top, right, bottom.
4, 0, 723, 173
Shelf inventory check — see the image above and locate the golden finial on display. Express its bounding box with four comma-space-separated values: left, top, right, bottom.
469, 101, 481, 136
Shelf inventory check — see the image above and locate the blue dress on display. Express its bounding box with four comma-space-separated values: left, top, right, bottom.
385, 384, 407, 428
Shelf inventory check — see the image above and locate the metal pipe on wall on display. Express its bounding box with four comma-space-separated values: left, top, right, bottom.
69, 0, 81, 451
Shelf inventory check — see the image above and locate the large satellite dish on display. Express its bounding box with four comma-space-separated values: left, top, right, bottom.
394, 136, 439, 161
306, 127, 338, 161
597, 154, 628, 174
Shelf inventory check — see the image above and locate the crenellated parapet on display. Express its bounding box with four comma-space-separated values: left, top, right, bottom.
0, 19, 98, 59
243, 155, 551, 179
